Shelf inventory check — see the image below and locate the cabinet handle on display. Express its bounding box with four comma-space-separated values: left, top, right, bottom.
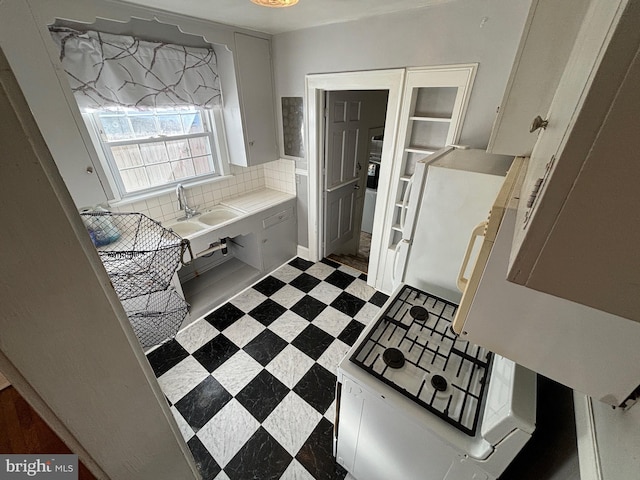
530, 115, 549, 133
249, 140, 255, 146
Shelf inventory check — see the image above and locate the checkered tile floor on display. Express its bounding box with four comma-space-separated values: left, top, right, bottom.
146, 257, 389, 480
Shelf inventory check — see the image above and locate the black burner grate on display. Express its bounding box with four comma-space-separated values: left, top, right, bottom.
350, 284, 492, 436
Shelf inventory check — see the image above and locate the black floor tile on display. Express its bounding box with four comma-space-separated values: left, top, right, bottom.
338, 320, 366, 346
225, 427, 292, 480
293, 364, 336, 415
324, 270, 356, 290
369, 291, 390, 307
192, 334, 239, 372
236, 370, 290, 422
320, 258, 341, 269
244, 329, 288, 366
289, 257, 314, 271
175, 376, 232, 432
359, 273, 368, 281
292, 324, 334, 361
331, 292, 366, 317
205, 303, 245, 330
290, 295, 327, 321
253, 276, 286, 297
296, 418, 347, 480
290, 272, 322, 293
248, 298, 287, 326
146, 339, 189, 377
188, 436, 221, 480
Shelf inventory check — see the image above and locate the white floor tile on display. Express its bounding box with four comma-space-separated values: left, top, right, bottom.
265, 344, 314, 388
213, 350, 263, 395
222, 315, 265, 347
312, 307, 352, 337
158, 357, 209, 404
175, 319, 218, 354
305, 262, 335, 280
308, 282, 343, 305
355, 302, 381, 325
230, 288, 268, 313
198, 399, 260, 467
281, 459, 315, 480
269, 284, 305, 309
271, 264, 303, 283
262, 392, 322, 456
324, 400, 336, 423
170, 406, 195, 442
338, 264, 362, 277
268, 311, 309, 342
317, 339, 350, 375
345, 278, 376, 301
214, 471, 231, 480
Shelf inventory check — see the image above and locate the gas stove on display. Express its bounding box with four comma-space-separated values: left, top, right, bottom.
335, 283, 536, 480
349, 284, 492, 435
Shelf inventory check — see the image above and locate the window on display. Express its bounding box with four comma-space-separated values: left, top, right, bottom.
90, 108, 223, 196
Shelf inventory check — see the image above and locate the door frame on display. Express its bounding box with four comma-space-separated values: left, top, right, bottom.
305, 69, 405, 287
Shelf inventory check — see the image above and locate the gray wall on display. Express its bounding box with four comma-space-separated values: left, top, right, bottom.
272, 0, 531, 249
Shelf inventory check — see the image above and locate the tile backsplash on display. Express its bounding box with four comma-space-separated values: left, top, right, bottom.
108, 159, 296, 223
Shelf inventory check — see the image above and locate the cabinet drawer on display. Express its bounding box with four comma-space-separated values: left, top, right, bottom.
263, 207, 292, 229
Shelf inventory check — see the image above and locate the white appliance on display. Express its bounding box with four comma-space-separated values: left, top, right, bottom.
453, 157, 640, 409
335, 285, 536, 480
392, 147, 513, 302
335, 148, 537, 480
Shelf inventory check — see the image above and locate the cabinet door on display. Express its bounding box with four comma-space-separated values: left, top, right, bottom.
261, 204, 296, 273
487, 0, 589, 156
508, 0, 640, 322
233, 33, 278, 167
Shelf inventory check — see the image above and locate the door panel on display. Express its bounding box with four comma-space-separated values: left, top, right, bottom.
324, 91, 366, 256
325, 181, 358, 256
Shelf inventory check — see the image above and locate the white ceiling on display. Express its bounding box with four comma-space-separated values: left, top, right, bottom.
121, 0, 455, 35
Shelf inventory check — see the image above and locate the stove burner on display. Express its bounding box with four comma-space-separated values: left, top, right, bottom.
382, 348, 405, 369
431, 374, 448, 392
409, 305, 429, 322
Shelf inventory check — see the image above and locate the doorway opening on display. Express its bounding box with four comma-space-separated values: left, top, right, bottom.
305, 69, 405, 289
322, 90, 388, 275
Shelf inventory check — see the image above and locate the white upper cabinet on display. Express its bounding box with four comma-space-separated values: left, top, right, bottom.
228, 33, 278, 167
505, 0, 640, 322
487, 0, 589, 156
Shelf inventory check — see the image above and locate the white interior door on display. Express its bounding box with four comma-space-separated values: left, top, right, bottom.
324, 91, 367, 256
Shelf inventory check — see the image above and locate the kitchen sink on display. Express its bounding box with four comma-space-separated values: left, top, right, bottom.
169, 221, 205, 237
198, 206, 244, 226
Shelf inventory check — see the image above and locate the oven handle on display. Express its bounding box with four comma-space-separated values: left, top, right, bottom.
456, 221, 488, 292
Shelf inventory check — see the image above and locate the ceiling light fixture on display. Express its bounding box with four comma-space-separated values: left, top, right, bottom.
251, 0, 299, 7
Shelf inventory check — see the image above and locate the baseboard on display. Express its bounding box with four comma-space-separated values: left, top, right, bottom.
296, 245, 310, 260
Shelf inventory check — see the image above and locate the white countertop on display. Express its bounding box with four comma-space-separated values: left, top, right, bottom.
221, 188, 295, 214
574, 392, 640, 479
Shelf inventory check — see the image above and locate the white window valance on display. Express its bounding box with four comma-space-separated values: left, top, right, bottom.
49, 27, 222, 111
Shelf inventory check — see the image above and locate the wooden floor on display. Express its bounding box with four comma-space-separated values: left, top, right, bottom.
328, 232, 371, 274
0, 386, 96, 480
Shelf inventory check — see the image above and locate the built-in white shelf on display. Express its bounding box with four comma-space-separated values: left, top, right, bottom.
400, 175, 412, 182
409, 115, 452, 123
391, 223, 403, 233
405, 147, 437, 155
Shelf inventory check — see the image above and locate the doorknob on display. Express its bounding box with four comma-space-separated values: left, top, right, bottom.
530, 115, 549, 133
354, 184, 360, 190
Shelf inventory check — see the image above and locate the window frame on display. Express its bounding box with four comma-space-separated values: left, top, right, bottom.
84, 107, 229, 201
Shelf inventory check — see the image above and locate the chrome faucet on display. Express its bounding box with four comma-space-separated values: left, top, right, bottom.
176, 184, 199, 220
